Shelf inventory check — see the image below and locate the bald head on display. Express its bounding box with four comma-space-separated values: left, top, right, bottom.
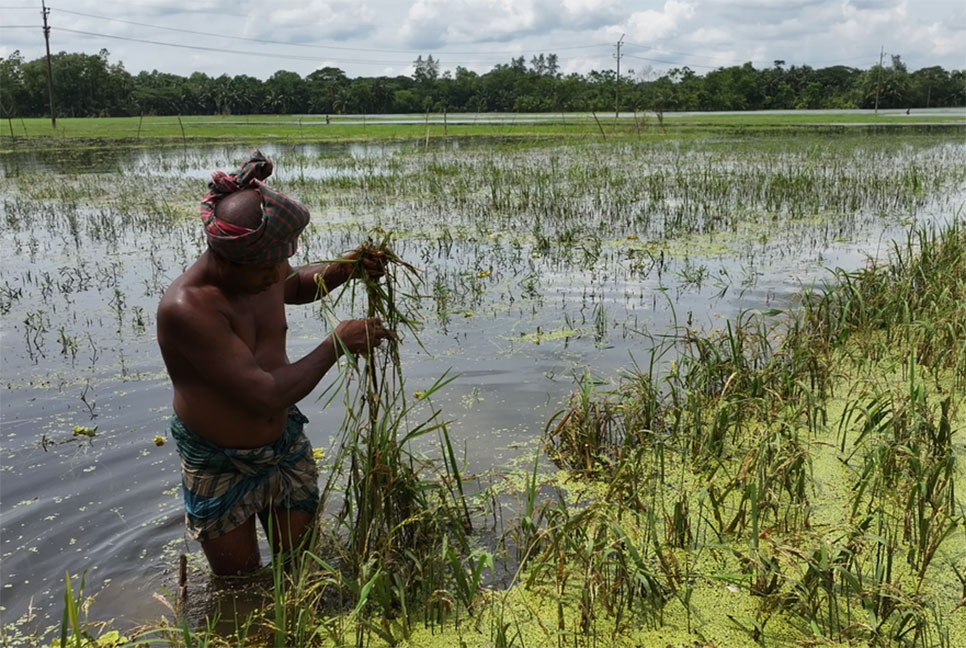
215, 189, 263, 230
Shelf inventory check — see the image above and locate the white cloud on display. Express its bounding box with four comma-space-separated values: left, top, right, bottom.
400, 0, 555, 47
708, 0, 827, 9
623, 1, 695, 42
685, 26, 731, 46
563, 55, 606, 76
841, 0, 908, 26
559, 0, 624, 28
562, 0, 621, 12
399, 0, 627, 48
846, 0, 902, 10
104, 0, 225, 14
245, 1, 376, 41
829, 0, 966, 66
1, 0, 960, 79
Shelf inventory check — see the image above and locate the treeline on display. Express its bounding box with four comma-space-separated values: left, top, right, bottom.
1, 48, 963, 119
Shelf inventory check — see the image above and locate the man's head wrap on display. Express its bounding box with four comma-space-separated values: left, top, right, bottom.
200, 151, 310, 265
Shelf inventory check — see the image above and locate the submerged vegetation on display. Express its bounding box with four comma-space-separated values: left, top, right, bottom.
1, 127, 965, 647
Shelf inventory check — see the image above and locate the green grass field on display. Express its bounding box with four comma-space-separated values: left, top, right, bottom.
1, 110, 962, 148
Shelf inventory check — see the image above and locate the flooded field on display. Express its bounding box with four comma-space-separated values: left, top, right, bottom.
1, 132, 965, 635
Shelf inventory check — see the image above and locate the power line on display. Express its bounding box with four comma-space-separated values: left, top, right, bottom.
50, 7, 435, 54
809, 54, 877, 65
624, 54, 719, 70
16, 8, 904, 78
52, 28, 392, 64
625, 39, 883, 70
624, 41, 735, 65
49, 6, 610, 58
51, 28, 594, 70
10, 23, 909, 77
625, 51, 885, 72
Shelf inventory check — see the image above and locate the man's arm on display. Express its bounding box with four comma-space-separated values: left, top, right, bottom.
284, 259, 352, 304
284, 247, 387, 304
158, 292, 385, 417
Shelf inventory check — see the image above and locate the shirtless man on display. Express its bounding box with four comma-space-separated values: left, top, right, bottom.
157, 151, 388, 575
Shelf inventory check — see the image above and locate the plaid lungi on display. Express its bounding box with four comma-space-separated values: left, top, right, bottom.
170, 406, 319, 542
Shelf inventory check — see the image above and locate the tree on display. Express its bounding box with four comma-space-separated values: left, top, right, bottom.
391, 88, 420, 112
527, 53, 560, 77
812, 66, 860, 100
39, 49, 133, 117
547, 54, 559, 77
2, 48, 964, 118
861, 54, 911, 109
346, 78, 376, 114
0, 51, 28, 117
950, 70, 966, 106
307, 66, 348, 114
530, 54, 546, 76
231, 75, 264, 115
665, 67, 699, 110
909, 66, 950, 107
264, 70, 308, 114
413, 55, 440, 83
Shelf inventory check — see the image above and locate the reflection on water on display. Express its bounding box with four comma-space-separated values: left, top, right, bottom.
1, 134, 964, 635
0, 140, 454, 180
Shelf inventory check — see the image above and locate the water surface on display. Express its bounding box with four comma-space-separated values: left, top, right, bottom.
1, 134, 964, 632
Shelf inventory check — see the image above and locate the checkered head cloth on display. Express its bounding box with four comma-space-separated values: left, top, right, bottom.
200, 151, 310, 265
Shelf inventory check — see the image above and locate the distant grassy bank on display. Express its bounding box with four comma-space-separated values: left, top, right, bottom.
1, 110, 963, 149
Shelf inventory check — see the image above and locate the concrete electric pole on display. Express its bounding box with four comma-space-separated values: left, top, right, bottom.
873, 45, 884, 116
41, 0, 56, 128
614, 34, 625, 120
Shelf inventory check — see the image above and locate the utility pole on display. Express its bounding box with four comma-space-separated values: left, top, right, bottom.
614, 34, 624, 120
41, 0, 56, 128
873, 45, 884, 116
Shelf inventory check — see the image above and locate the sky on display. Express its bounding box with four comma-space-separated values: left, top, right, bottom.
1, 0, 964, 80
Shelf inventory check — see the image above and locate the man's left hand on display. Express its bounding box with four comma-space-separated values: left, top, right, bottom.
346, 245, 386, 282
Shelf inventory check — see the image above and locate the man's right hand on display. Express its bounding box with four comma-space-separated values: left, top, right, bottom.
333, 318, 390, 355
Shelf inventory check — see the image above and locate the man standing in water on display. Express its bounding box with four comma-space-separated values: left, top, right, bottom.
157, 151, 389, 575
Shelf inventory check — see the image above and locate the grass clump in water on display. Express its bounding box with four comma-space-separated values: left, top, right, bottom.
309, 232, 476, 646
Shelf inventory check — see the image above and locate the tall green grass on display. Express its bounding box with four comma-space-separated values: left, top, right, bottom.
543, 220, 965, 646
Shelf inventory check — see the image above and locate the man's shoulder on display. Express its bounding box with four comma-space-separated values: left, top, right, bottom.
158, 276, 230, 328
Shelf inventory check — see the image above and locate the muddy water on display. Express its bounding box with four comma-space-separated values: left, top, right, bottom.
1, 137, 964, 632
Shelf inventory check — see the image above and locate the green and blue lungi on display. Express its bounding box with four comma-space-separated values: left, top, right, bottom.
170, 406, 319, 542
